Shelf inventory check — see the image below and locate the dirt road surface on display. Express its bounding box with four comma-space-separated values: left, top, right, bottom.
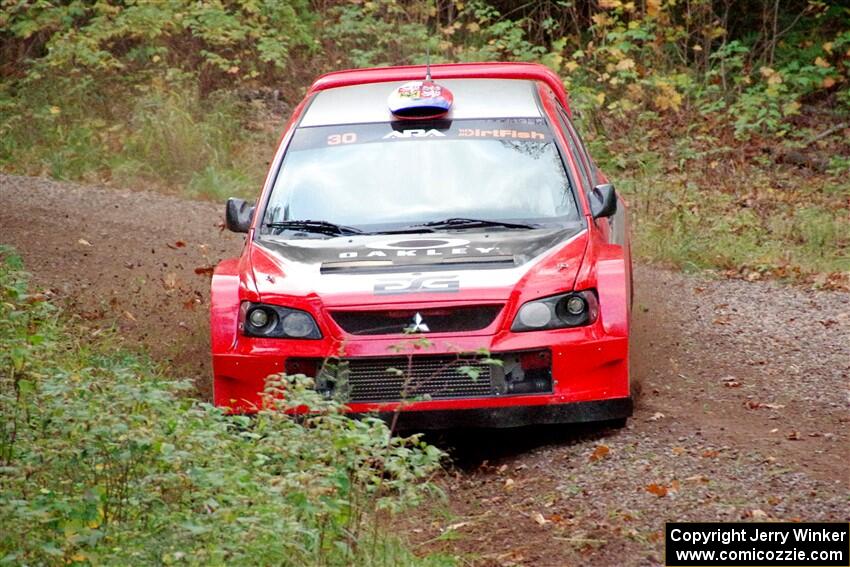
1, 174, 848, 566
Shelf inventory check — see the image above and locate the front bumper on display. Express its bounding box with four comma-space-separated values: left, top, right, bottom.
375, 397, 632, 430
213, 323, 630, 425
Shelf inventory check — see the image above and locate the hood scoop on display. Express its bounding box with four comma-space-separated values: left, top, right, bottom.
320, 255, 516, 274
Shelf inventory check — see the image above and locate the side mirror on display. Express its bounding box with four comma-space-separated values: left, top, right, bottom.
225, 198, 255, 233
589, 184, 617, 219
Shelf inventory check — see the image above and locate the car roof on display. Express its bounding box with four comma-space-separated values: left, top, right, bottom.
300, 78, 542, 127
309, 62, 569, 108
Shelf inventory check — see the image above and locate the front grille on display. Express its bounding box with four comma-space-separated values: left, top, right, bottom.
330, 305, 503, 336
324, 355, 497, 403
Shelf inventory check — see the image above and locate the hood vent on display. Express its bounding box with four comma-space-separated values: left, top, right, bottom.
321, 255, 516, 274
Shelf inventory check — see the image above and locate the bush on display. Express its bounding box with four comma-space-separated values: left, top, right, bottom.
0, 247, 449, 566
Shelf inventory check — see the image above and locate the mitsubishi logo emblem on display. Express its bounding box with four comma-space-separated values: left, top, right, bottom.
405, 312, 430, 333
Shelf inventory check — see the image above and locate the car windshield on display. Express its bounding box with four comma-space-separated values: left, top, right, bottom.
262, 118, 580, 235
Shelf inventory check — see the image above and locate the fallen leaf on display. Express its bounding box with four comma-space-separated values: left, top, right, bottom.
745, 401, 785, 410
194, 265, 215, 276
702, 449, 719, 458
162, 272, 178, 290
672, 446, 686, 456
786, 430, 801, 441
589, 444, 610, 462
751, 509, 768, 519
504, 478, 515, 490
532, 512, 549, 526
647, 412, 665, 422
122, 310, 137, 322
646, 483, 668, 497
670, 479, 680, 493
77, 238, 92, 247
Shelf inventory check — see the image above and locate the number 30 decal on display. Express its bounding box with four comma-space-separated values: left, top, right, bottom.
327, 133, 357, 145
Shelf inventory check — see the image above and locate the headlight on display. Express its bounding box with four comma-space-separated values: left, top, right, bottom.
511, 290, 598, 332
240, 302, 322, 339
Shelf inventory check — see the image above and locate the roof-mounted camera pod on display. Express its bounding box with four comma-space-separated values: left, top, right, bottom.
387, 58, 454, 120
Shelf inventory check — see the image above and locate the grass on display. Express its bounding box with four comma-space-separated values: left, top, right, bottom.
0, 246, 452, 566
0, 81, 268, 200
587, 113, 850, 287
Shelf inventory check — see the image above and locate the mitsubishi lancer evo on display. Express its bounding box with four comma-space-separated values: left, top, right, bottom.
211, 62, 633, 428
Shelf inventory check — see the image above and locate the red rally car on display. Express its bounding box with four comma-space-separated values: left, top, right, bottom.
211, 62, 633, 428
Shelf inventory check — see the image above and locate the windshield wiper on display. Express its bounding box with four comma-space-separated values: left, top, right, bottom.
265, 220, 363, 236
413, 217, 538, 230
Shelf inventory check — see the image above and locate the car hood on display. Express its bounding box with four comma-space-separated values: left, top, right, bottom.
249, 226, 588, 307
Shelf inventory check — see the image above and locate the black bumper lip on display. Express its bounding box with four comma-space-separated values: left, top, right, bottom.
371, 397, 633, 430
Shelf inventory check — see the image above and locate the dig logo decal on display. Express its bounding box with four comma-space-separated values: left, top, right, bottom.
374, 274, 460, 295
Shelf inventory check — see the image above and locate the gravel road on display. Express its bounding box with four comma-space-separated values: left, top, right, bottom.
1, 173, 847, 566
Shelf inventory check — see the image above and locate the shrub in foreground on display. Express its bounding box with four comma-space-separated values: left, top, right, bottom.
0, 247, 448, 566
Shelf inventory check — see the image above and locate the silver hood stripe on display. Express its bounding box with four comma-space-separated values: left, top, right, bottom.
254, 229, 587, 297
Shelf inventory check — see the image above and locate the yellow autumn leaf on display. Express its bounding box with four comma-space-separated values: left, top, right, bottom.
814, 56, 830, 68
822, 42, 833, 54
615, 57, 636, 71
653, 82, 682, 111
759, 66, 782, 85
598, 0, 622, 8
594, 92, 606, 106
782, 100, 801, 116
626, 83, 645, 101
466, 22, 480, 33
591, 13, 612, 27
49, 106, 61, 115
565, 61, 580, 72
822, 76, 836, 88
647, 0, 661, 17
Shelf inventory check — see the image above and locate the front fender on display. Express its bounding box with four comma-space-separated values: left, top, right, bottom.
574, 233, 630, 338
210, 258, 241, 354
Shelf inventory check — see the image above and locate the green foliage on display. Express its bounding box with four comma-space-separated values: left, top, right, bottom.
321, 0, 434, 68
0, 248, 450, 566
3, 0, 316, 88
